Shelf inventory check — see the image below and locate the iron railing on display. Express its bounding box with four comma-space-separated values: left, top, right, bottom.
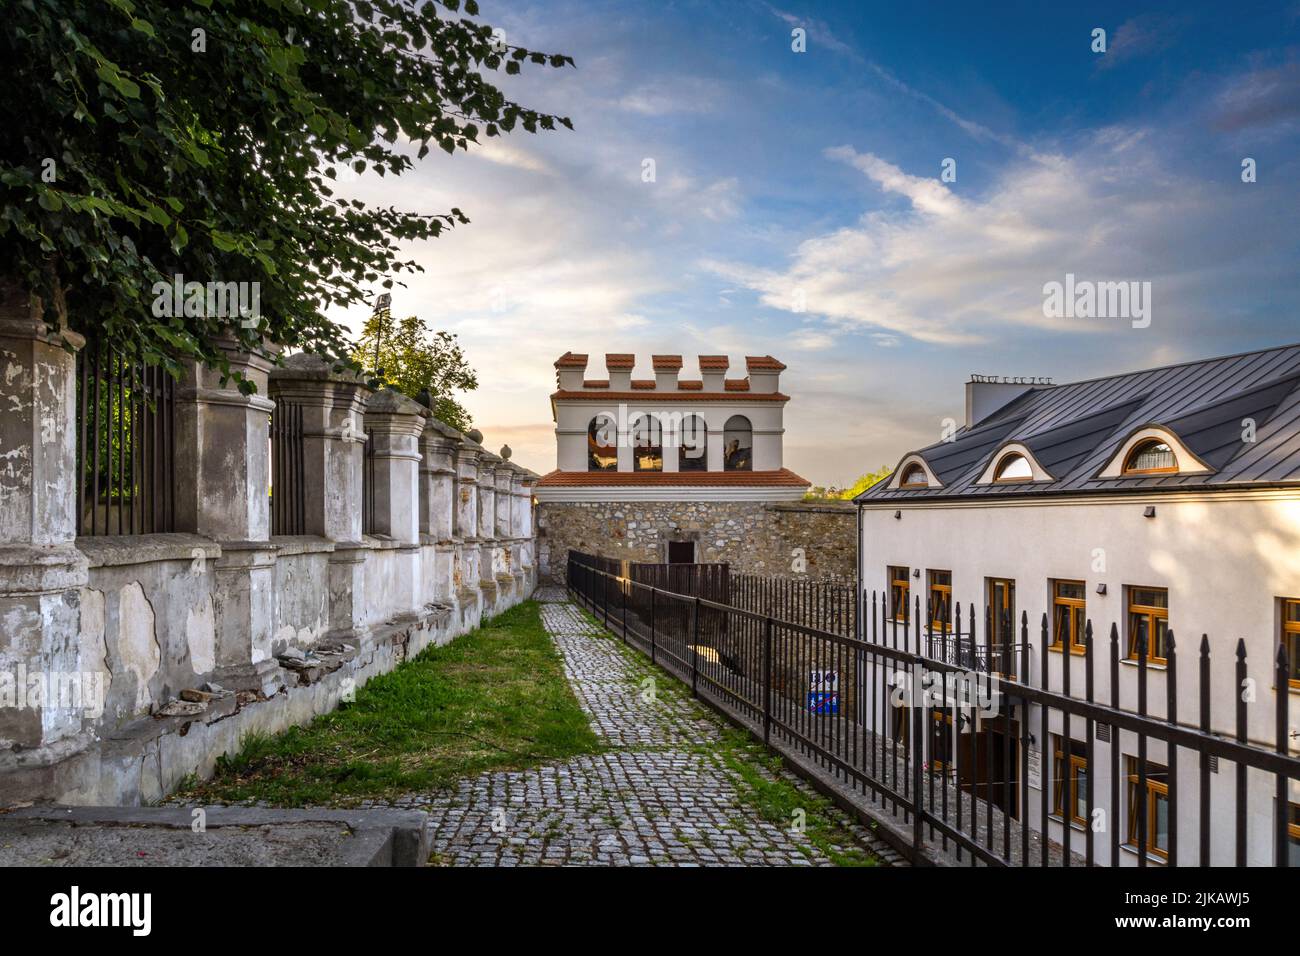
270, 396, 306, 536
568, 551, 1300, 867
75, 338, 176, 536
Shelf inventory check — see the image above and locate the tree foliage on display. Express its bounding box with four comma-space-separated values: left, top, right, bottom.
1, 0, 573, 390
351, 308, 477, 431
803, 465, 894, 501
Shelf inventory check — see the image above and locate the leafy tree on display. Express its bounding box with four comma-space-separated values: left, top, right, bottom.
351, 308, 477, 431
1, 0, 573, 390
841, 465, 893, 499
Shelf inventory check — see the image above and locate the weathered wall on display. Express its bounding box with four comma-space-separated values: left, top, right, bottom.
538, 499, 856, 580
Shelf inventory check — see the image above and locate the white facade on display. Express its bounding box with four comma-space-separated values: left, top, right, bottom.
859, 487, 1300, 866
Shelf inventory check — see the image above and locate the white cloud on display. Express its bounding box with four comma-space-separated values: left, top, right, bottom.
706, 131, 1284, 348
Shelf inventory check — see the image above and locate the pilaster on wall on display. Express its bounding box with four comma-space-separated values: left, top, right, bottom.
0, 281, 89, 751
364, 388, 426, 615
452, 438, 482, 606
419, 418, 460, 606
476, 450, 502, 606
175, 334, 282, 695
269, 354, 372, 641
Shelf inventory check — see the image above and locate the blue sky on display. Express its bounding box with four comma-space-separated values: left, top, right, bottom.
331, 0, 1300, 486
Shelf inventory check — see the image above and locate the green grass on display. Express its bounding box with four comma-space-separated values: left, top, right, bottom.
174, 601, 602, 807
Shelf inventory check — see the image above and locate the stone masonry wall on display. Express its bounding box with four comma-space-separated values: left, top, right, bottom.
538, 499, 856, 581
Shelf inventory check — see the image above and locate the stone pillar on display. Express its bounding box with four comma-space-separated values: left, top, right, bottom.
476, 450, 501, 614
419, 419, 460, 605
268, 354, 372, 639
452, 438, 481, 608
174, 335, 281, 694
494, 461, 514, 586
707, 425, 724, 472
364, 389, 425, 617
0, 282, 88, 751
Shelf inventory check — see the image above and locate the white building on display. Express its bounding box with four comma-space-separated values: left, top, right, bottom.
856, 343, 1300, 866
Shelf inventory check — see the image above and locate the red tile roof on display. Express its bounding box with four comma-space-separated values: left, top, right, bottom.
724, 378, 751, 391
630, 379, 656, 389
605, 353, 636, 369
652, 355, 683, 370
554, 352, 588, 369
677, 379, 703, 390
551, 389, 788, 402
746, 355, 787, 371
583, 379, 610, 388
698, 355, 730, 370
535, 468, 810, 488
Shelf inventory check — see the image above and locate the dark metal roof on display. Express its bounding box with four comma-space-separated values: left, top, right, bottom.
858, 342, 1300, 503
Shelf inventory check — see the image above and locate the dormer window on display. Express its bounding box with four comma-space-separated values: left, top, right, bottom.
899, 463, 929, 488
993, 453, 1033, 482
1123, 439, 1176, 475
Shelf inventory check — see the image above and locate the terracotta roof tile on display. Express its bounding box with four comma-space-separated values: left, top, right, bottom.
535, 468, 810, 488
745, 355, 787, 371
630, 379, 657, 389
583, 379, 610, 388
724, 378, 751, 391
551, 389, 788, 403
652, 355, 683, 370
698, 355, 730, 370
554, 352, 588, 369
677, 379, 703, 390
605, 353, 636, 369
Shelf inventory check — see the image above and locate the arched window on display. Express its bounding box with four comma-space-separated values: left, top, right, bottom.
679, 414, 707, 472
632, 413, 663, 472
723, 415, 752, 471
993, 453, 1033, 482
587, 415, 617, 472
899, 463, 929, 488
1123, 439, 1176, 475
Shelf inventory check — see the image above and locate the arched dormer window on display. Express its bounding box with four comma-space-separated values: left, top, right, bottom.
976, 442, 1053, 485
723, 415, 752, 471
1097, 426, 1211, 480
587, 415, 617, 472
1123, 439, 1176, 475
890, 453, 941, 490
993, 453, 1033, 482
899, 463, 929, 488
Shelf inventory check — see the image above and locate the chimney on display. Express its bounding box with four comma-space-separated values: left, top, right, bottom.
652, 354, 682, 390
605, 353, 635, 390
554, 352, 587, 390
964, 375, 1049, 428
699, 355, 729, 392
745, 355, 785, 394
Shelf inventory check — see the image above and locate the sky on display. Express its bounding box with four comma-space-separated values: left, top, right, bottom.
328, 0, 1300, 487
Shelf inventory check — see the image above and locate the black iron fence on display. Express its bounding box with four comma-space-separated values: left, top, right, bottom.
568, 550, 1300, 867
75, 338, 177, 536
270, 396, 306, 536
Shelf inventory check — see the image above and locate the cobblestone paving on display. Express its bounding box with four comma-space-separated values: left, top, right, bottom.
383, 587, 900, 866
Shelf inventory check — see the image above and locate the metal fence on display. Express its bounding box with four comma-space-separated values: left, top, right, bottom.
362, 426, 376, 535
75, 338, 177, 536
568, 550, 1300, 867
270, 396, 306, 536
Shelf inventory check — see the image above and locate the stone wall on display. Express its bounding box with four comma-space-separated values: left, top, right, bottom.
0, 290, 540, 808
538, 499, 856, 581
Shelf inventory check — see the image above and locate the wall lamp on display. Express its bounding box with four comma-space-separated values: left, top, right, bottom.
1143, 505, 1157, 518
894, 510, 901, 520
1096, 583, 1107, 595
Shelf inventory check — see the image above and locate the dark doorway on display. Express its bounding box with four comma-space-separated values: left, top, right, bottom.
957, 715, 1020, 819
667, 540, 695, 564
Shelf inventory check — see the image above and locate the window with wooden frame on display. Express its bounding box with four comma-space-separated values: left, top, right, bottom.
993, 452, 1033, 482
1289, 803, 1300, 867
1051, 580, 1087, 654
888, 566, 910, 621
928, 570, 952, 631
1122, 439, 1177, 475
1125, 758, 1170, 860
1282, 599, 1300, 689
929, 711, 953, 771
1127, 586, 1169, 664
987, 577, 1016, 653
899, 463, 929, 488
1052, 737, 1089, 827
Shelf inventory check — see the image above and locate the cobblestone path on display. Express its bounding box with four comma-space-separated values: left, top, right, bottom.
387, 588, 901, 866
